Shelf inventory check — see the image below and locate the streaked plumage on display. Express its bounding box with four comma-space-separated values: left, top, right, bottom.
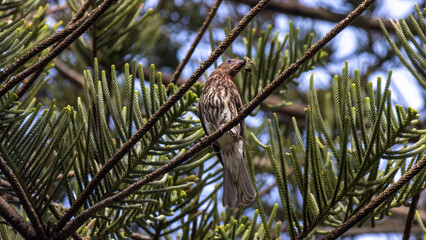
198, 59, 256, 208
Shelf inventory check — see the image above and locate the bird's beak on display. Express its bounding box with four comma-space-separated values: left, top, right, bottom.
229, 60, 246, 77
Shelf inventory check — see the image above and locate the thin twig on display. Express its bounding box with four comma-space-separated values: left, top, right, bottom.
53, 58, 85, 86
0, 0, 117, 97
56, 0, 375, 237
131, 233, 152, 240
321, 154, 426, 240
0, 156, 46, 239
259, 182, 277, 197
43, 58, 185, 90
54, 0, 272, 238
168, 0, 223, 88
0, 196, 37, 239
402, 191, 422, 240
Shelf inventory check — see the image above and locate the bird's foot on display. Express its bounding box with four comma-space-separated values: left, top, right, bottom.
200, 135, 217, 149
200, 135, 209, 143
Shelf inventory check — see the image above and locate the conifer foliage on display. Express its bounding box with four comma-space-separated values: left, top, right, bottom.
0, 0, 425, 239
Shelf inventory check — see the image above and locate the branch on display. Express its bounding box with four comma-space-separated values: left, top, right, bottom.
233, 0, 394, 32
0, 196, 37, 240
326, 218, 424, 236
0, 156, 46, 239
169, 0, 223, 86
131, 233, 152, 240
403, 191, 421, 240
390, 206, 426, 224
0, 0, 95, 83
53, 0, 272, 237
320, 154, 426, 240
15, 0, 95, 99
0, 0, 117, 97
47, 201, 83, 240
53, 59, 85, 86
262, 97, 306, 123
56, 0, 375, 238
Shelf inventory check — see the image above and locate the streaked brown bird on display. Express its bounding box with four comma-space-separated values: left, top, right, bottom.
198, 59, 256, 208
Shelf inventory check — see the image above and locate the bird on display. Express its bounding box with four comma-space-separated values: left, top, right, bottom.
198, 59, 256, 208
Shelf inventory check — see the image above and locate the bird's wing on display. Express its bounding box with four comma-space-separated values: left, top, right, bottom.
232, 85, 245, 140
197, 93, 208, 134
198, 92, 224, 164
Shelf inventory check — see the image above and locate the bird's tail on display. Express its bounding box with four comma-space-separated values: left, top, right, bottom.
222, 143, 256, 208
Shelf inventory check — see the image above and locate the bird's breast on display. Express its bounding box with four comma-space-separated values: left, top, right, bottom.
201, 87, 238, 135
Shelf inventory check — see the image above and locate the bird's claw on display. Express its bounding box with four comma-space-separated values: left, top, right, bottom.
200, 135, 217, 149
200, 135, 209, 143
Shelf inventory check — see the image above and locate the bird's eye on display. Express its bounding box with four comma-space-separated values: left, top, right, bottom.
227, 60, 232, 63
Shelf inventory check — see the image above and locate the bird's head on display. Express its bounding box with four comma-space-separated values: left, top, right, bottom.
216, 59, 246, 78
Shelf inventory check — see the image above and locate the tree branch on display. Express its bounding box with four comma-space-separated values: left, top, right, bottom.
0, 196, 37, 240
55, 0, 375, 238
320, 218, 424, 236
15, 0, 96, 99
320, 154, 426, 240
233, 0, 394, 32
0, 0, 95, 83
390, 206, 426, 224
403, 191, 421, 240
0, 156, 46, 239
0, 0, 117, 97
54, 59, 85, 86
53, 0, 272, 237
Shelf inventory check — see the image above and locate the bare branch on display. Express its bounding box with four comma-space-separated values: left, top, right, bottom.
403, 191, 421, 240
53, 59, 186, 89
131, 233, 152, 240
390, 206, 426, 224
54, 59, 85, 86
233, 0, 394, 32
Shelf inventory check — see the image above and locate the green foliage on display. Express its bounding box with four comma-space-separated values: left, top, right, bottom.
238, 21, 327, 110
0, 98, 75, 216
0, 1, 425, 239
68, 60, 212, 238
67, 0, 162, 67
0, 1, 59, 75
0, 57, 222, 238
379, 4, 426, 88
0, 92, 26, 128
250, 62, 426, 238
